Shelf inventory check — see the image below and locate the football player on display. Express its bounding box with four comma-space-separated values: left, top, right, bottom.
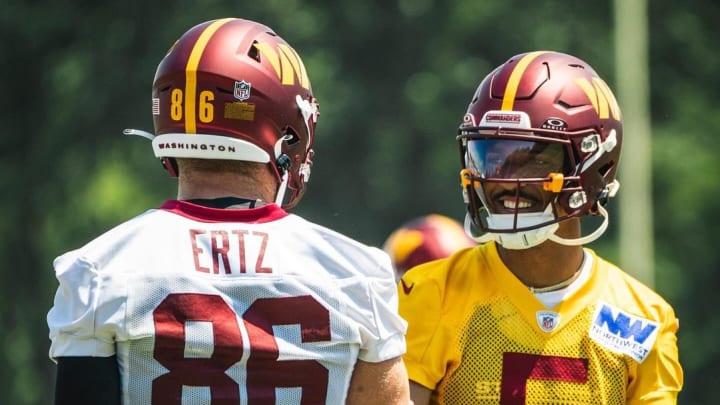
383, 214, 475, 280
399, 51, 683, 404
48, 18, 410, 405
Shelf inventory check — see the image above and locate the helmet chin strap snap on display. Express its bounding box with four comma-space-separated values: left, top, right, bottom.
465, 204, 610, 249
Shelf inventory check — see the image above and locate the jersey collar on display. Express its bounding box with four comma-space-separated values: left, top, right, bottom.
160, 199, 289, 223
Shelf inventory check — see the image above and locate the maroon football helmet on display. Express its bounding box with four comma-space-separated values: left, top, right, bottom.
457, 51, 622, 248
146, 18, 319, 208
383, 214, 476, 278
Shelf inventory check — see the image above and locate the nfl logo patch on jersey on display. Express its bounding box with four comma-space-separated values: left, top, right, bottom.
589, 301, 659, 363
536, 310, 560, 332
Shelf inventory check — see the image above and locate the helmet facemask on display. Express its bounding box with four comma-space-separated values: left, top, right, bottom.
460, 126, 575, 249
459, 120, 620, 250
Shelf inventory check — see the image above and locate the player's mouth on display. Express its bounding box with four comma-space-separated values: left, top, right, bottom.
491, 192, 540, 213
501, 198, 531, 209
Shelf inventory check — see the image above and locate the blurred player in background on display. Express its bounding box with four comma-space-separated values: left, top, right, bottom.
383, 214, 475, 280
47, 18, 409, 405
399, 51, 683, 404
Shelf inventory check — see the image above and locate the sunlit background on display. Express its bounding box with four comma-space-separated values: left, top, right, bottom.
1, 0, 717, 403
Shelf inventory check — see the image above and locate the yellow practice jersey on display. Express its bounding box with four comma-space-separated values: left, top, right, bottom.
399, 242, 683, 405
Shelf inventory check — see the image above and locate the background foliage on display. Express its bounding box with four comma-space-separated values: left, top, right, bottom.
1, 0, 717, 403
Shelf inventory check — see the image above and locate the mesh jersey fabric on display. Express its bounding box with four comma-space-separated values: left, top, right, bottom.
399, 241, 682, 405
48, 200, 406, 404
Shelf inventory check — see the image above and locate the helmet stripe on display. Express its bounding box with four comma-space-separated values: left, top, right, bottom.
184, 18, 234, 134
501, 51, 547, 111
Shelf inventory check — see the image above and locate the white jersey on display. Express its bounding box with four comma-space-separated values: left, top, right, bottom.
48, 200, 407, 404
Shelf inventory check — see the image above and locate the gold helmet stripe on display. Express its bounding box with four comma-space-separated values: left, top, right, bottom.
184, 18, 234, 134
501, 51, 548, 111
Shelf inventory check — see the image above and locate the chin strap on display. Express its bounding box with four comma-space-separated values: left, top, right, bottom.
274, 170, 289, 206
548, 204, 609, 246
464, 204, 610, 249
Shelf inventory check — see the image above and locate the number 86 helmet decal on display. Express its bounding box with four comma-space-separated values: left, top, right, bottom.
457, 51, 622, 249
126, 18, 319, 208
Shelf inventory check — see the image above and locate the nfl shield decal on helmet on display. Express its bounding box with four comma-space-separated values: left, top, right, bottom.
536, 310, 560, 332
234, 80, 252, 101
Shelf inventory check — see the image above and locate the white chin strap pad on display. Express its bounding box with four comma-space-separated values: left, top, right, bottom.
492, 223, 560, 250
465, 204, 609, 249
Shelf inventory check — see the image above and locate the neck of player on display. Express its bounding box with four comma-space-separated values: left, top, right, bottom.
176, 163, 278, 203
497, 218, 585, 290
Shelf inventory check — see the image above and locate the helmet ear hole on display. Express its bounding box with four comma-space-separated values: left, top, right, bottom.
598, 161, 614, 177
283, 128, 300, 146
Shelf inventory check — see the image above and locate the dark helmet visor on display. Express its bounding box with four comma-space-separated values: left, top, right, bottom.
466, 139, 565, 179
